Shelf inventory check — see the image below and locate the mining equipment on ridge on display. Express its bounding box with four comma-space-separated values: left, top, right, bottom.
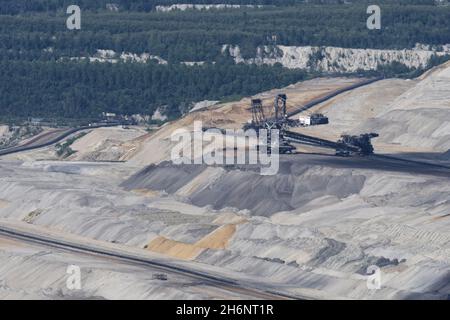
298, 113, 329, 126
243, 94, 378, 156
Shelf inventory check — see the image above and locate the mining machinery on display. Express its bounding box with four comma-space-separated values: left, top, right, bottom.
244, 94, 379, 156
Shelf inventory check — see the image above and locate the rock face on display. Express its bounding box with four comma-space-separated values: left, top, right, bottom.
222, 44, 450, 72
155, 4, 264, 12
70, 49, 168, 65
151, 108, 168, 122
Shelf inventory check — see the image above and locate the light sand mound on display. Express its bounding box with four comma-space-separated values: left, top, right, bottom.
290, 78, 416, 142
0, 126, 8, 137
357, 62, 450, 152
284, 61, 450, 155
196, 224, 237, 250
132, 188, 164, 198
147, 236, 205, 260
364, 65, 450, 152
69, 126, 147, 161
213, 212, 247, 225
147, 224, 239, 260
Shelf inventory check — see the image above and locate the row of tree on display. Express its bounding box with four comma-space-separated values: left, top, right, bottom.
1, 3, 449, 63
0, 0, 440, 14
0, 1, 448, 122
0, 60, 307, 121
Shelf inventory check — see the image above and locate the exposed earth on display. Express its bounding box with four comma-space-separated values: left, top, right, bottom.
1, 62, 450, 299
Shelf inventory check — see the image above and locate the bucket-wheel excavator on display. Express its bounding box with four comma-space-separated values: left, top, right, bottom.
244, 94, 379, 156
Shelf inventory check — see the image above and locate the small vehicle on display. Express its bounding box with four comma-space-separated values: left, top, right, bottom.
152, 273, 168, 281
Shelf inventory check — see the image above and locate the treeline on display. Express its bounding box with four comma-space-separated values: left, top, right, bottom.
1, 3, 449, 64
0, 0, 290, 14
1, 1, 448, 123
0, 0, 440, 14
359, 54, 450, 78
0, 60, 306, 121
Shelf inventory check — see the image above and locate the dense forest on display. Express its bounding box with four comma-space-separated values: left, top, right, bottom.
0, 0, 442, 14
2, 2, 450, 62
0, 61, 307, 122
0, 1, 449, 122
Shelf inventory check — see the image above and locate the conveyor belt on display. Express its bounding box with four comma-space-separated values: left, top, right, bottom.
286, 77, 383, 118
283, 130, 359, 153
0, 123, 125, 157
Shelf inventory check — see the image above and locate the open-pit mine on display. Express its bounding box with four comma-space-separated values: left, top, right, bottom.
1, 61, 450, 300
